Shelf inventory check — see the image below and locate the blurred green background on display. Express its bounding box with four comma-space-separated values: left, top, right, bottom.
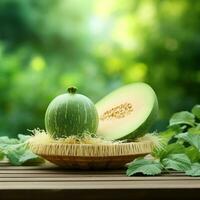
0, 0, 199, 137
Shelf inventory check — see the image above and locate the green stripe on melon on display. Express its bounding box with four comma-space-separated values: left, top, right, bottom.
45, 87, 99, 138
96, 83, 159, 140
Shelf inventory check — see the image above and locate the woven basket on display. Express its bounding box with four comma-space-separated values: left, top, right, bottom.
30, 141, 154, 169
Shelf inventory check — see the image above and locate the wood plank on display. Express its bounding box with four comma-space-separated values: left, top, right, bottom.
0, 169, 125, 175
0, 162, 190, 176
0, 171, 190, 180
0, 171, 126, 177
0, 174, 200, 182
0, 164, 200, 200
0, 180, 200, 190
0, 172, 125, 178
0, 179, 197, 183
0, 173, 197, 179
0, 162, 60, 169
0, 167, 184, 175
0, 168, 192, 178
0, 165, 60, 170
0, 164, 186, 177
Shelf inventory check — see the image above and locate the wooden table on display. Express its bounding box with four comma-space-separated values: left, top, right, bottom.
0, 162, 200, 200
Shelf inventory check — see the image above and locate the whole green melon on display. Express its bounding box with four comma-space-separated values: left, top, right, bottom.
45, 87, 99, 138
96, 83, 159, 140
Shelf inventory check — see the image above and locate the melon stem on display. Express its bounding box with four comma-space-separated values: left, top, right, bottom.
67, 86, 77, 94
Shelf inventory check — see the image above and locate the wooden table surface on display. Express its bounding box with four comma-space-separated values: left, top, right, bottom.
0, 162, 200, 200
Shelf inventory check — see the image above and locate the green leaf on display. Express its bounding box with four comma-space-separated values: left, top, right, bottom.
152, 143, 185, 160
0, 150, 4, 160
5, 143, 44, 166
170, 125, 186, 133
0, 134, 44, 166
0, 136, 10, 144
188, 125, 200, 135
162, 154, 191, 171
18, 134, 31, 143
19, 150, 44, 165
0, 136, 19, 145
169, 111, 195, 127
159, 129, 177, 143
0, 137, 20, 150
126, 158, 163, 176
186, 163, 200, 177
185, 146, 200, 163
176, 133, 200, 151
192, 105, 200, 119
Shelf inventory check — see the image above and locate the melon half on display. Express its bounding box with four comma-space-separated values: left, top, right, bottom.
96, 83, 159, 140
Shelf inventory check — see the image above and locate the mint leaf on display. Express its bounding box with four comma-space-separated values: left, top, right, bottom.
0, 136, 19, 145
192, 105, 200, 119
18, 134, 31, 143
188, 125, 200, 135
127, 158, 163, 176
186, 163, 200, 177
170, 125, 186, 133
0, 150, 4, 160
169, 111, 195, 127
185, 146, 200, 163
18, 150, 44, 165
4, 143, 44, 166
0, 134, 44, 165
159, 129, 177, 143
162, 153, 191, 171
176, 133, 200, 151
152, 143, 185, 160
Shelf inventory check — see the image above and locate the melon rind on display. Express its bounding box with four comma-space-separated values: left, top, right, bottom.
121, 95, 158, 140
45, 93, 99, 138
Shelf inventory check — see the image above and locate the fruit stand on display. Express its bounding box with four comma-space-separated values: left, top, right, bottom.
1, 162, 200, 200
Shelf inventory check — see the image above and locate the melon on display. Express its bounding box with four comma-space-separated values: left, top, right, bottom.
45, 87, 99, 138
96, 83, 158, 140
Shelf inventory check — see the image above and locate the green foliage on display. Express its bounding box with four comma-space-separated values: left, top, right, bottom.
0, 151, 4, 160
127, 105, 200, 176
169, 111, 195, 127
176, 133, 200, 150
127, 153, 192, 176
185, 146, 200, 163
192, 105, 200, 120
127, 158, 163, 176
152, 143, 185, 160
188, 125, 200, 135
5, 143, 44, 166
186, 163, 200, 177
0, 134, 44, 165
162, 154, 191, 171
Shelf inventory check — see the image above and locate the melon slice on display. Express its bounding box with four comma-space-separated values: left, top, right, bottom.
96, 83, 158, 140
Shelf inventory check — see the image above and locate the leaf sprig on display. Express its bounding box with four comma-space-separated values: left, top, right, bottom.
127, 104, 200, 177
0, 134, 44, 166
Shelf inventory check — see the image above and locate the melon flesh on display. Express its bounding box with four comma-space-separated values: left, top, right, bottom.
96, 83, 158, 140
